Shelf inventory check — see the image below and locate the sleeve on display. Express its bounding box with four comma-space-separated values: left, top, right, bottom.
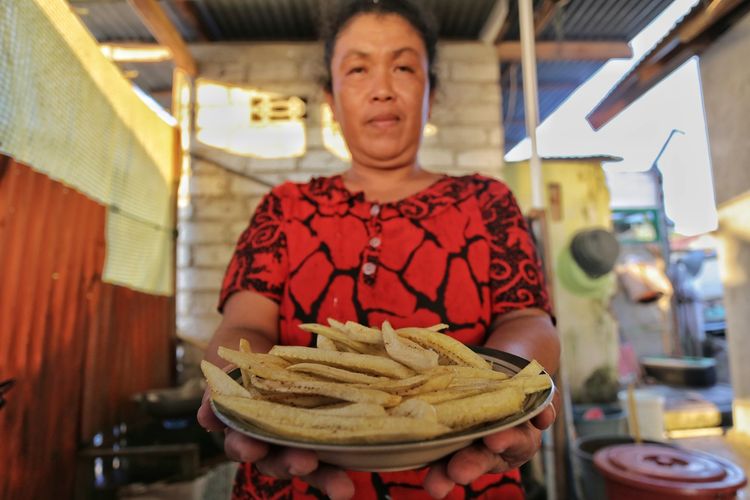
478, 179, 552, 318
217, 190, 288, 312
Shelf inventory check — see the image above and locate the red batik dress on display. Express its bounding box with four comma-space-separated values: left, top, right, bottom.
219, 174, 551, 499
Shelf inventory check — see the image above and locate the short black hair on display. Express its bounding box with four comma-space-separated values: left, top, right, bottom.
321, 0, 439, 92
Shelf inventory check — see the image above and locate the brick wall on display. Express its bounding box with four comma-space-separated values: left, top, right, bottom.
178, 42, 503, 345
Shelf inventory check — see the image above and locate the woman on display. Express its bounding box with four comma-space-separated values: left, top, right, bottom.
197, 1, 559, 498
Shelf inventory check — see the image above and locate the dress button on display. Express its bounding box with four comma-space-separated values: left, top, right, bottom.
362, 262, 377, 276
370, 204, 381, 217
369, 236, 381, 248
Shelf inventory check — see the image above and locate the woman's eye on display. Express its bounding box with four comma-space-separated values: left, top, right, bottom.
347, 66, 365, 75
396, 65, 415, 73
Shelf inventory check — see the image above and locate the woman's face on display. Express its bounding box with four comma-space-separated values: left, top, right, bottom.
326, 13, 433, 169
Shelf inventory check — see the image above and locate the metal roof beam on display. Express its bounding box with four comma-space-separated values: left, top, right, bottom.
127, 0, 197, 76
534, 0, 567, 36
587, 0, 750, 130
165, 0, 211, 41
497, 41, 632, 61
479, 0, 510, 45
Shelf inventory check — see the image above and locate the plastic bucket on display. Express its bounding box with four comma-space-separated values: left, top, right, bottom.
573, 435, 673, 500
594, 443, 747, 499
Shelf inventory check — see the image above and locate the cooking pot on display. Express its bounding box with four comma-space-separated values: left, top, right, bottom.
132, 378, 205, 419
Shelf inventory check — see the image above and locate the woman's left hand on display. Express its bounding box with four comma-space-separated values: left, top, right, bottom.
422, 401, 556, 499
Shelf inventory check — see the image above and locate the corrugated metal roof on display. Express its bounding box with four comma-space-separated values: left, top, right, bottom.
198, 0, 320, 41
505, 0, 675, 41
122, 60, 175, 92
72, 0, 517, 41
72, 1, 156, 42
423, 0, 498, 39
71, 0, 200, 41
138, 0, 501, 41
502, 60, 605, 151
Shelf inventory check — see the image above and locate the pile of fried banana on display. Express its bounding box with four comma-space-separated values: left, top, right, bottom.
202, 319, 551, 445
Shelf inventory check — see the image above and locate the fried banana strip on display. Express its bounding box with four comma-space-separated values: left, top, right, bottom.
388, 398, 437, 421
415, 387, 486, 405
217, 346, 289, 369
435, 386, 525, 430
343, 321, 383, 344
515, 359, 545, 378
269, 345, 415, 378
308, 402, 387, 417
382, 321, 439, 372
287, 362, 387, 384
427, 323, 450, 332
396, 328, 490, 369
201, 360, 256, 398
213, 395, 449, 444
448, 377, 501, 389
368, 373, 431, 394
399, 373, 454, 396
481, 374, 552, 395
251, 375, 402, 407
299, 323, 374, 354
238, 339, 253, 389
316, 334, 338, 351
261, 393, 336, 408
431, 366, 508, 380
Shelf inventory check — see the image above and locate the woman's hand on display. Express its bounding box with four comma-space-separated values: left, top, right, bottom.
420, 310, 560, 496
422, 401, 556, 499
196, 294, 356, 497
197, 391, 355, 500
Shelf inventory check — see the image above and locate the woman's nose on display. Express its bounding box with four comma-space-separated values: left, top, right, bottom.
370, 69, 395, 101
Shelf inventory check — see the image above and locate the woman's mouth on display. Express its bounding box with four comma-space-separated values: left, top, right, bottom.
368, 113, 401, 129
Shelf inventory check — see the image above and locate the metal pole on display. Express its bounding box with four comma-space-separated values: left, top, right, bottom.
650, 128, 685, 266
519, 0, 544, 209
650, 128, 686, 356
519, 3, 560, 497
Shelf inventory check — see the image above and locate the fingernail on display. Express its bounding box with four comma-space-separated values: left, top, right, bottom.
289, 463, 315, 476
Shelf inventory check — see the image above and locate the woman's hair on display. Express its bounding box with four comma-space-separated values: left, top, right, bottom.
321, 0, 439, 92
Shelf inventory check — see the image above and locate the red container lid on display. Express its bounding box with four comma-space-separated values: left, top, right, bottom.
594, 444, 747, 496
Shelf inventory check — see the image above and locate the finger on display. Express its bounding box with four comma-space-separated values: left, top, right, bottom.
446, 444, 505, 485
482, 425, 525, 454
530, 404, 556, 430
531, 388, 559, 430
255, 447, 318, 479
197, 400, 226, 432
423, 461, 456, 499
301, 464, 355, 500
223, 429, 271, 463
482, 424, 542, 469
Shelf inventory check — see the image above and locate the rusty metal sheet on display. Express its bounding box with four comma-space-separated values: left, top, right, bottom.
0, 157, 174, 499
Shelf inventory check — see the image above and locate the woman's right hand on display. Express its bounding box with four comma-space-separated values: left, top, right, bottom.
196, 391, 355, 500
